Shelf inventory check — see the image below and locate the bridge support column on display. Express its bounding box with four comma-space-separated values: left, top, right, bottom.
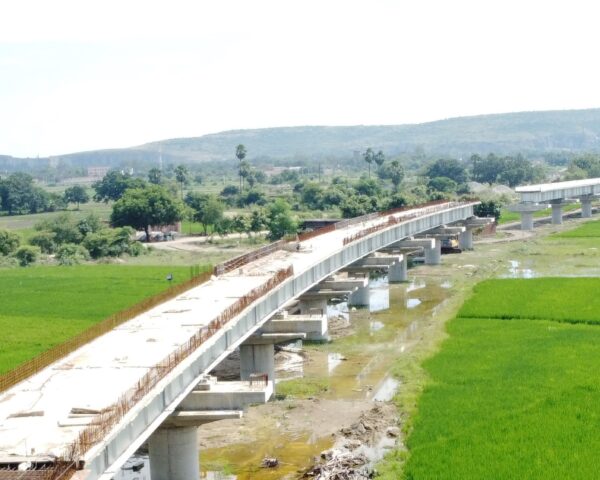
521, 212, 534, 231
551, 202, 564, 225
424, 239, 441, 265
298, 298, 327, 316
581, 195, 593, 218
148, 426, 199, 480
348, 281, 370, 307
388, 256, 408, 282
458, 229, 474, 250
240, 343, 275, 384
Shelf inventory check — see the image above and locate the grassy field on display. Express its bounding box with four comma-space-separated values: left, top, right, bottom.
0, 202, 112, 230
394, 277, 600, 480
0, 265, 205, 374
554, 218, 600, 238
458, 277, 600, 324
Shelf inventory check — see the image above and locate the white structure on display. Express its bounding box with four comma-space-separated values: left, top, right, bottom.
510, 178, 600, 230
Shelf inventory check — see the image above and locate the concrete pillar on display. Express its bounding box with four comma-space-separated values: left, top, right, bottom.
348, 282, 370, 307
458, 229, 473, 250
551, 203, 563, 225
240, 343, 275, 383
581, 197, 593, 218
388, 256, 408, 282
521, 212, 534, 231
424, 239, 441, 265
148, 426, 199, 480
298, 298, 327, 315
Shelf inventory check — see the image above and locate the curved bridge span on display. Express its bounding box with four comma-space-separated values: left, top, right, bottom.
0, 201, 479, 479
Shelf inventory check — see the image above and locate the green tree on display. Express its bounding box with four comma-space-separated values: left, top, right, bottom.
374, 150, 385, 169
427, 176, 458, 194
35, 213, 83, 245
363, 148, 374, 178
426, 159, 467, 184
267, 199, 297, 240
249, 209, 267, 236
0, 230, 20, 256
185, 193, 225, 235
388, 160, 404, 191
93, 171, 146, 203
236, 144, 247, 192
174, 165, 189, 199
474, 200, 501, 221
111, 185, 184, 241
63, 185, 89, 209
148, 168, 162, 185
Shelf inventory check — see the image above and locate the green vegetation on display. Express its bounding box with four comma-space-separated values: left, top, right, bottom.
0, 265, 199, 374
554, 219, 600, 237
276, 377, 330, 399
395, 277, 600, 479
458, 277, 600, 324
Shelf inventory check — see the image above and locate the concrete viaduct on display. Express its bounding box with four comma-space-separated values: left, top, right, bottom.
0, 201, 491, 480
509, 177, 600, 230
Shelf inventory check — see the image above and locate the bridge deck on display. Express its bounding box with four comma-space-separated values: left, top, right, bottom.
0, 202, 475, 471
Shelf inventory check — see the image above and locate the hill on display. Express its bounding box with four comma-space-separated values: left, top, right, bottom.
3, 108, 600, 168
135, 108, 600, 161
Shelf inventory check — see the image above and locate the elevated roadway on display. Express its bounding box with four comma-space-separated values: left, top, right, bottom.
0, 201, 478, 479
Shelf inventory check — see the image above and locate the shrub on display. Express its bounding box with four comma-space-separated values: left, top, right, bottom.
56, 243, 90, 265
29, 231, 57, 254
0, 230, 20, 256
14, 245, 40, 266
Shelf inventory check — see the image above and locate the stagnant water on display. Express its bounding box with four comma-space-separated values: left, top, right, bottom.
114, 272, 456, 480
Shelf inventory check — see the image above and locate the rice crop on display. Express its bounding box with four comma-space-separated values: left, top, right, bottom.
0, 265, 202, 374
457, 277, 600, 324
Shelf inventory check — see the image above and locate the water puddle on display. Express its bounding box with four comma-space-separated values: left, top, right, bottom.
327, 352, 345, 373
197, 274, 455, 478
406, 298, 421, 309
506, 260, 536, 278
370, 375, 400, 402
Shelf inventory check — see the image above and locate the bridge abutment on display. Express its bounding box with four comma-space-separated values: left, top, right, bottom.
148, 426, 199, 480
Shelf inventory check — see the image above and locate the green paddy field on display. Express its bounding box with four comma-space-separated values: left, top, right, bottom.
0, 265, 203, 374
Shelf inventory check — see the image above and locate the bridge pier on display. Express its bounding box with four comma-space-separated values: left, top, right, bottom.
424, 239, 441, 265
458, 229, 473, 250
508, 202, 548, 231
388, 256, 408, 282
348, 281, 370, 307
580, 195, 593, 218
240, 343, 275, 384
550, 200, 570, 225
148, 426, 199, 480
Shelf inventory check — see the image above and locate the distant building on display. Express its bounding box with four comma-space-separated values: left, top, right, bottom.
87, 166, 110, 179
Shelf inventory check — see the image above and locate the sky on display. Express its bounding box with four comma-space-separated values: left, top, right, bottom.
1, 0, 600, 157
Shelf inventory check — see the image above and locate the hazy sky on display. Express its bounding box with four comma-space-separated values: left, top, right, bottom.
1, 0, 599, 157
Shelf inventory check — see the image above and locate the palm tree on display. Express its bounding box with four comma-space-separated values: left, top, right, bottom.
363, 148, 374, 178
174, 165, 189, 200
236, 144, 247, 192
374, 150, 385, 169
